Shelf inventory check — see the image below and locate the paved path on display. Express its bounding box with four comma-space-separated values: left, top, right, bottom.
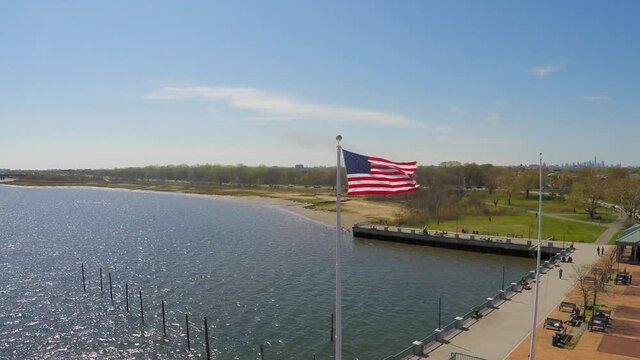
419, 242, 600, 360
595, 210, 625, 245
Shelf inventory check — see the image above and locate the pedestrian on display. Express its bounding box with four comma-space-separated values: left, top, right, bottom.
559, 268, 563, 279
597, 247, 600, 256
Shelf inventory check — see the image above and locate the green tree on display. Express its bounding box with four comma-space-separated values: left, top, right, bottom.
570, 169, 605, 219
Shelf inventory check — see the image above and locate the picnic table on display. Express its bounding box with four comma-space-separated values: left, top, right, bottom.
589, 315, 610, 332
555, 328, 572, 346
615, 273, 630, 285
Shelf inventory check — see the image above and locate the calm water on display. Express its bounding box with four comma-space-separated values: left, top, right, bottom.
0, 186, 534, 359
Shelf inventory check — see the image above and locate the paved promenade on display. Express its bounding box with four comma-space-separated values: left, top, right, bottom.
420, 243, 600, 360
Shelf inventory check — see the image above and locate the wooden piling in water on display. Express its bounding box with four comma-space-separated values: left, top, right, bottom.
260, 343, 264, 360
139, 290, 144, 322
109, 273, 113, 304
438, 297, 442, 330
125, 283, 129, 312
204, 317, 211, 360
330, 312, 334, 342
81, 263, 86, 292
161, 300, 166, 336
185, 314, 191, 352
100, 267, 103, 293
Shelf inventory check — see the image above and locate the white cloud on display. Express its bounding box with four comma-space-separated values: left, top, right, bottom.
494, 100, 505, 107
486, 112, 501, 124
529, 60, 567, 77
433, 125, 452, 133
449, 107, 466, 115
583, 94, 610, 102
146, 86, 424, 128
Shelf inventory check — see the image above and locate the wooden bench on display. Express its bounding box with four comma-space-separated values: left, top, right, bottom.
559, 301, 576, 312
544, 317, 564, 331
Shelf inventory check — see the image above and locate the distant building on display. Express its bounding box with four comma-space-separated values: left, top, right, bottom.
294, 164, 304, 169
554, 155, 612, 169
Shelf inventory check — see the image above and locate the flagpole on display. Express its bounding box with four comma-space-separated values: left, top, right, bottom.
528, 153, 543, 359
335, 135, 343, 360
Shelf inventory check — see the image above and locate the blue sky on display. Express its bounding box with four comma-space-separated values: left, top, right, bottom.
1, 1, 639, 169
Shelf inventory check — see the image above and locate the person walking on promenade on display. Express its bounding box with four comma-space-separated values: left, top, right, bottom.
559, 268, 563, 279
597, 247, 601, 256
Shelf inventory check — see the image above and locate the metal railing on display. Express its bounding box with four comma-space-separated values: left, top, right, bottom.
448, 352, 487, 360
357, 223, 562, 249
380, 246, 575, 360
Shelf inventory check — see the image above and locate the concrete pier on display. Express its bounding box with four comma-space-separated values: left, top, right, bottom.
353, 224, 564, 259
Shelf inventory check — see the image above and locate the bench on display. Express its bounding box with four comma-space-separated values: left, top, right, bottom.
544, 317, 564, 331
589, 316, 609, 332
559, 301, 577, 313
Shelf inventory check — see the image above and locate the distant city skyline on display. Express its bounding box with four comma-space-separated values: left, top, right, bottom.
2, 1, 640, 169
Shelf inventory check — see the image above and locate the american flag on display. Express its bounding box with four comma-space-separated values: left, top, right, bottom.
342, 149, 419, 196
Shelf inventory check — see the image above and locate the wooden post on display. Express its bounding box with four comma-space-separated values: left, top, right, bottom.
204, 317, 211, 360
100, 267, 103, 293
108, 273, 113, 304
139, 290, 144, 322
185, 314, 191, 352
125, 283, 129, 312
81, 263, 86, 293
438, 297, 442, 330
161, 300, 166, 336
330, 313, 334, 342
260, 344, 265, 360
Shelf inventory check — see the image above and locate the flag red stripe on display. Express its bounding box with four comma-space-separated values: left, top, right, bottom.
347, 183, 417, 189
367, 156, 417, 166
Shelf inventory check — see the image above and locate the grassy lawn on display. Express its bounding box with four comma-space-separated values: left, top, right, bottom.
508, 196, 575, 213
425, 212, 605, 243
557, 207, 617, 224
505, 196, 617, 224
608, 229, 624, 245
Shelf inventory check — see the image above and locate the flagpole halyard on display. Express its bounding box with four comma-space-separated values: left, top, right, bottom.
335, 135, 343, 360
529, 153, 543, 359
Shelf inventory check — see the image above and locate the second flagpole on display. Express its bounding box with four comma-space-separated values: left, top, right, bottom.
335, 135, 343, 360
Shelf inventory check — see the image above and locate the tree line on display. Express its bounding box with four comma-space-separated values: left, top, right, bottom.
16, 162, 640, 225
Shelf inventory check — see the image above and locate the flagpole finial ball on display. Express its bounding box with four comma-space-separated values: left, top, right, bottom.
336, 135, 342, 142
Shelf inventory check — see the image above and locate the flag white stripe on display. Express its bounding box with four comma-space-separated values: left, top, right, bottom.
347, 173, 410, 180
348, 180, 417, 186
369, 160, 416, 172
347, 186, 418, 193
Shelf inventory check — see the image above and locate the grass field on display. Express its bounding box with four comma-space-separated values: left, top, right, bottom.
506, 197, 617, 223
426, 212, 606, 243
608, 229, 624, 245
508, 196, 575, 213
